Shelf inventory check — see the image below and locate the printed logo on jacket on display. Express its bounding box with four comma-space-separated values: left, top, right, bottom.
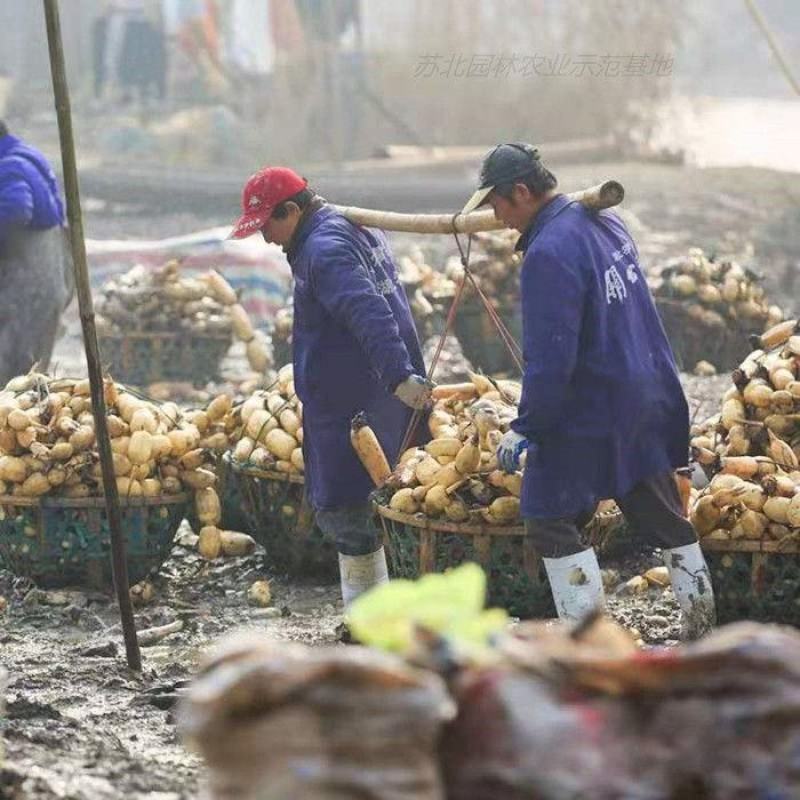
604, 241, 640, 305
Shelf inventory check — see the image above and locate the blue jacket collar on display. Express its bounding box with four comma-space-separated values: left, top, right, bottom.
0, 134, 21, 159
515, 193, 571, 253
286, 199, 332, 265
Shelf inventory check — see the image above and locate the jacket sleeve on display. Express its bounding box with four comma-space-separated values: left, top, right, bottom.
309, 239, 415, 391
511, 246, 586, 440
0, 169, 34, 235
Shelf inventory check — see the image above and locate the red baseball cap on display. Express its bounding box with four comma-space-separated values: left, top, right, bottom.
228, 167, 308, 239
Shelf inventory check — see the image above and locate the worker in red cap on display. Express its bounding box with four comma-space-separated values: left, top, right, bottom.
230, 167, 431, 611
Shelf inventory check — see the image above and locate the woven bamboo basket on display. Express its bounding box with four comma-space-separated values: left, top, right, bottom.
230, 461, 337, 581
452, 295, 522, 376
0, 493, 189, 589
375, 505, 550, 618
701, 537, 800, 626
99, 330, 232, 387
376, 501, 625, 618
655, 298, 753, 372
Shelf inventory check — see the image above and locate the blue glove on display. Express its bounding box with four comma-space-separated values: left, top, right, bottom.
497, 430, 528, 473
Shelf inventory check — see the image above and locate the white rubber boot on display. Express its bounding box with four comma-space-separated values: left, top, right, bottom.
543, 548, 605, 622
663, 542, 716, 640
338, 547, 389, 609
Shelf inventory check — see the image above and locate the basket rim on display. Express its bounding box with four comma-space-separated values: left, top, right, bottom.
701, 537, 800, 554
227, 460, 305, 485
0, 492, 190, 509
375, 502, 524, 536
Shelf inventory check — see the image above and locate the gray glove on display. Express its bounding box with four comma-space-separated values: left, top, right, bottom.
394, 374, 433, 410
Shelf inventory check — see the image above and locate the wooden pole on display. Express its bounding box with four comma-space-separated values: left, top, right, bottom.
333, 180, 624, 234
42, 0, 142, 672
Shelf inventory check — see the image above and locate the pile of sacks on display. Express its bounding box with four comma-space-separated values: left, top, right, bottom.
179, 589, 800, 799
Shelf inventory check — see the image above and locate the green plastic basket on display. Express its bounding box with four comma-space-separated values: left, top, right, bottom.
702, 538, 800, 627
230, 462, 337, 581
0, 493, 189, 589
99, 331, 232, 387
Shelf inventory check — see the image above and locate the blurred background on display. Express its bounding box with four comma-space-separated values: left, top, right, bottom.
1, 0, 797, 166
0, 0, 797, 309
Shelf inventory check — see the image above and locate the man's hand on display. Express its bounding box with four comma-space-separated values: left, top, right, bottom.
497, 430, 528, 473
394, 375, 433, 410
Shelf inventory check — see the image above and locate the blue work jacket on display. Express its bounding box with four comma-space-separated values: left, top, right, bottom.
287, 204, 425, 511
0, 135, 65, 237
511, 194, 689, 518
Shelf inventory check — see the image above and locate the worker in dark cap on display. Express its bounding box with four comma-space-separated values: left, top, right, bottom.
0, 120, 73, 384
463, 143, 715, 638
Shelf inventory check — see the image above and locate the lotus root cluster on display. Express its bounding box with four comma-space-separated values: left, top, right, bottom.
96, 261, 270, 373
689, 320, 800, 542
380, 373, 524, 525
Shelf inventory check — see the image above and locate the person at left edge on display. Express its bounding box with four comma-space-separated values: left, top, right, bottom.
229, 167, 431, 610
0, 120, 74, 385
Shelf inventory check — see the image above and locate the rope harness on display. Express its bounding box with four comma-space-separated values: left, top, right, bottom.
395, 220, 524, 465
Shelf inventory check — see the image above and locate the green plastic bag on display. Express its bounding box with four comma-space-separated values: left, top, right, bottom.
348, 563, 508, 657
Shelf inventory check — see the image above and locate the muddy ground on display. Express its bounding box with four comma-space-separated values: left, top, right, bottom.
1, 156, 799, 797
0, 535, 689, 800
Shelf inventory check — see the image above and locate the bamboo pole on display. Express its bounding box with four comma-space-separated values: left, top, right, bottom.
743, 0, 800, 97
333, 180, 624, 233
43, 0, 142, 672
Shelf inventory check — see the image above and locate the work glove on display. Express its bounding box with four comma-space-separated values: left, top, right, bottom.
394, 374, 433, 410
497, 430, 528, 473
